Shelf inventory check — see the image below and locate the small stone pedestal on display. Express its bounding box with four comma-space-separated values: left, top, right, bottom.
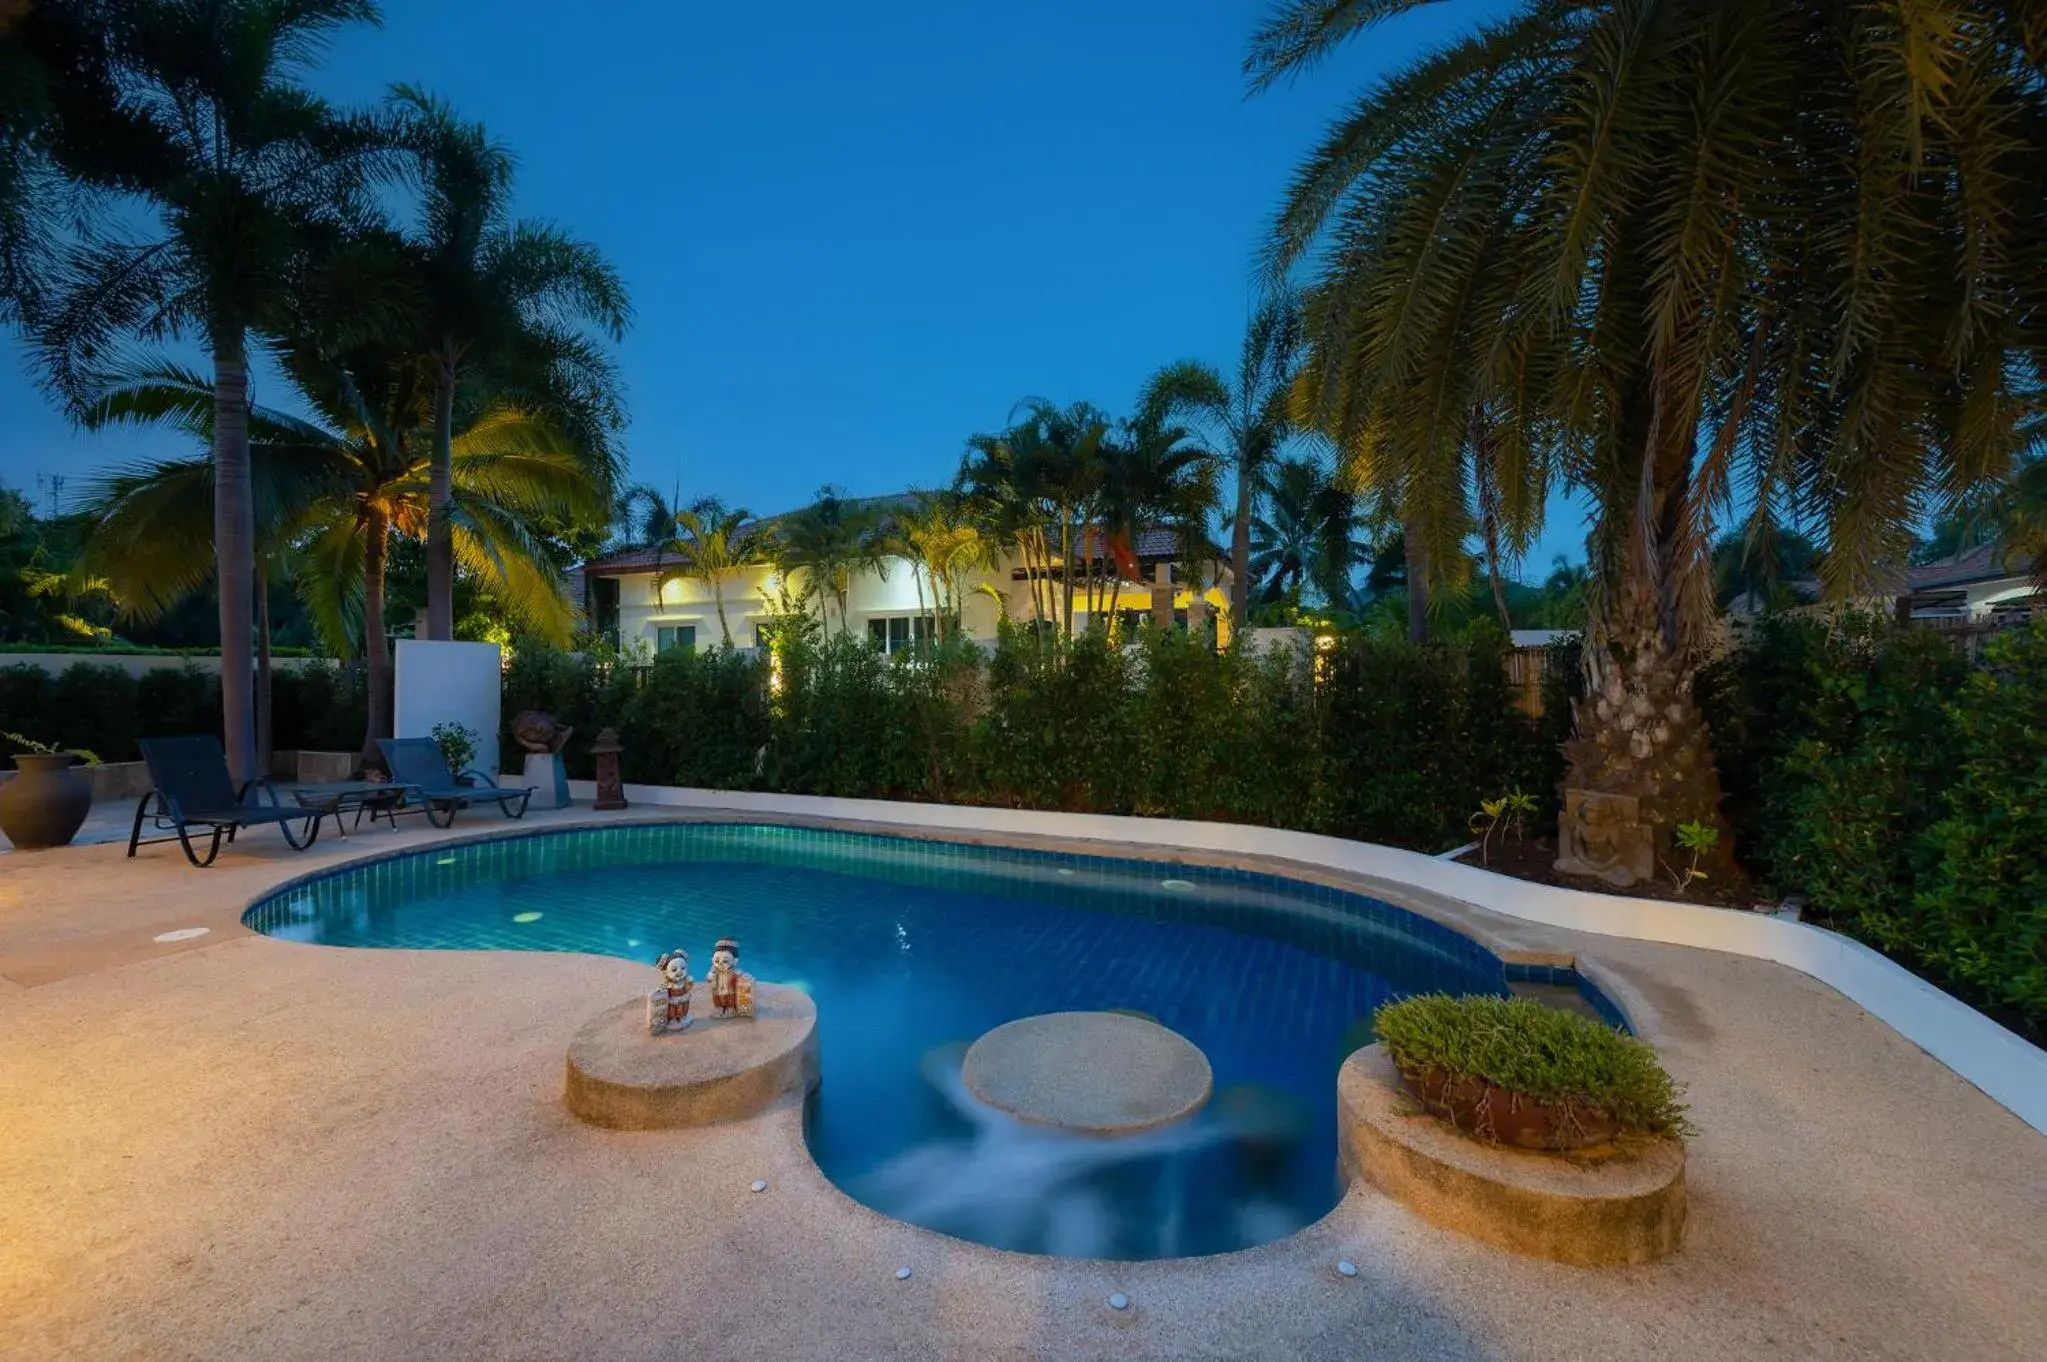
1338, 1045, 1687, 1265
520, 752, 571, 810
565, 983, 818, 1129
962, 1011, 1212, 1134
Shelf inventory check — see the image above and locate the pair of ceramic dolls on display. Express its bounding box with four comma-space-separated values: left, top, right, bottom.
647, 938, 755, 1034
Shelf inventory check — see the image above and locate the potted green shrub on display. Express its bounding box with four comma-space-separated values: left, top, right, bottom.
0, 732, 101, 850
1374, 994, 1694, 1150
431, 722, 480, 785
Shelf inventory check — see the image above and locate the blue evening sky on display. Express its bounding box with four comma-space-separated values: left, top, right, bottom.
0, 0, 1588, 573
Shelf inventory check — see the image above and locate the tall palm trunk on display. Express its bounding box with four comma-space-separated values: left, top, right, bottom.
212, 339, 258, 784
1403, 517, 1429, 642
1059, 515, 1075, 640
255, 560, 274, 777
360, 507, 393, 770
1231, 458, 1255, 633
425, 355, 456, 640
713, 576, 731, 646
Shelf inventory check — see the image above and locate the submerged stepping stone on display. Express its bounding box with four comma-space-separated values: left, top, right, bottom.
564, 983, 818, 1129
962, 1011, 1213, 1134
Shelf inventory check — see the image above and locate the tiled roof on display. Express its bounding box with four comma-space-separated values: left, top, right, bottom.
1907, 538, 2033, 592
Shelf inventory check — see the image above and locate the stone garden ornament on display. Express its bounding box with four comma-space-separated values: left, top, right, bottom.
510, 711, 573, 753
647, 949, 694, 1034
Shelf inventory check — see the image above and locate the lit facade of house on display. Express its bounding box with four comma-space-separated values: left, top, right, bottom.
576, 524, 1233, 655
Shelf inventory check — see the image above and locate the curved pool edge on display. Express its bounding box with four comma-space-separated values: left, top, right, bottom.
556, 783, 2047, 1138
240, 810, 1633, 1037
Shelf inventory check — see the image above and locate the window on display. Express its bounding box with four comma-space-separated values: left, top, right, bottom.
866, 615, 933, 654
655, 625, 696, 654
591, 576, 620, 641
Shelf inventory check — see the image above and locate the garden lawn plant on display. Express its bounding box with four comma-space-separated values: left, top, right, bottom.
1374, 994, 1695, 1140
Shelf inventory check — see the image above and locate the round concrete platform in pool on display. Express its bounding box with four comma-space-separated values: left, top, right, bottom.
245, 821, 1628, 1260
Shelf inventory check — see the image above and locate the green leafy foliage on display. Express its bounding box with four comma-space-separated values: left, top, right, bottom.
1700, 615, 2044, 1040
1374, 994, 1695, 1140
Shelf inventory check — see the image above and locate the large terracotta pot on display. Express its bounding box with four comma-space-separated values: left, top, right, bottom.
1399, 1063, 1616, 1150
0, 752, 93, 850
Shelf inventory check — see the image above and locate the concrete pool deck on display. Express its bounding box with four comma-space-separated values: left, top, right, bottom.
2, 804, 2044, 1360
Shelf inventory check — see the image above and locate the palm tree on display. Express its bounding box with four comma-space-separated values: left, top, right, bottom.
391, 86, 630, 641
1249, 0, 2047, 872
1139, 293, 1304, 635
958, 422, 1059, 634
1249, 455, 1374, 609
75, 352, 604, 764
666, 499, 757, 647
769, 488, 883, 637
1098, 399, 1220, 631
23, 0, 391, 784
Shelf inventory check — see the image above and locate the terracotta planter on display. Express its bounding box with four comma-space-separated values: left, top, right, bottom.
0, 752, 94, 850
1399, 1063, 1616, 1150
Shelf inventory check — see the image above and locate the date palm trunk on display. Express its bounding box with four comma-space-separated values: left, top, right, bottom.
212, 340, 258, 785
1558, 382, 1732, 886
360, 507, 393, 770
425, 355, 456, 640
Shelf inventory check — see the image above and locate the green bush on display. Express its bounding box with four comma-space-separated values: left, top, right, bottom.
629, 645, 771, 789
136, 666, 218, 745
50, 664, 140, 762
1701, 614, 2045, 1041
272, 661, 368, 754
1374, 993, 1694, 1138
1910, 627, 2047, 1035
0, 664, 55, 750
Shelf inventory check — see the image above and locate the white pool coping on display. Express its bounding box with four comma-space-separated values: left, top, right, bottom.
567, 780, 2047, 1136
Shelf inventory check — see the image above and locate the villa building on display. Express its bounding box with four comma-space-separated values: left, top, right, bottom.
576, 509, 1234, 656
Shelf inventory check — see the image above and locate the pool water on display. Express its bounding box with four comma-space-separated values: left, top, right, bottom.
245, 822, 1614, 1259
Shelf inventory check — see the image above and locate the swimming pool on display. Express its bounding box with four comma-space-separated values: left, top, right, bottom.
244, 821, 1623, 1259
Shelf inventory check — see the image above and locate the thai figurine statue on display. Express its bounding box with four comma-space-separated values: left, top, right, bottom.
706, 937, 755, 1018
647, 949, 694, 1034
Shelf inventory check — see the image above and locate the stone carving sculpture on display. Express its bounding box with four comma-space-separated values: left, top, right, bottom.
647, 949, 694, 1034
706, 937, 755, 1018
1554, 789, 1656, 889
511, 710, 573, 754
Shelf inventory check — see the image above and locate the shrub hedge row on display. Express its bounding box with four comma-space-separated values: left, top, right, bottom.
502, 625, 1564, 854
0, 660, 367, 762
1700, 615, 2047, 1042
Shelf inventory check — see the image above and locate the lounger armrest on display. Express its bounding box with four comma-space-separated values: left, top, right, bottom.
458, 767, 501, 789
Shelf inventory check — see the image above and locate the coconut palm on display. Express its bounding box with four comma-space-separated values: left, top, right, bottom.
22, 0, 393, 783
664, 499, 757, 647
1249, 455, 1375, 609
74, 351, 604, 764
1139, 294, 1304, 634
390, 86, 630, 641
1098, 400, 1221, 629
958, 421, 1061, 633
1250, 0, 2047, 867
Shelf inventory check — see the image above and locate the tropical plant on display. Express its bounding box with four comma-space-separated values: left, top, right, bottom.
665, 498, 757, 646
2, 729, 100, 765
892, 490, 990, 642
73, 349, 604, 764
1470, 788, 1538, 866
1140, 293, 1304, 633
429, 719, 477, 775
1665, 820, 1721, 895
389, 85, 630, 640
1248, 455, 1376, 607
1249, 0, 2047, 868
21, 0, 395, 783
768, 488, 885, 636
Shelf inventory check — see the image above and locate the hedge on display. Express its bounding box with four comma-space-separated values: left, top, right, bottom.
1700, 614, 2047, 1042
502, 624, 1563, 856
0, 660, 367, 762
